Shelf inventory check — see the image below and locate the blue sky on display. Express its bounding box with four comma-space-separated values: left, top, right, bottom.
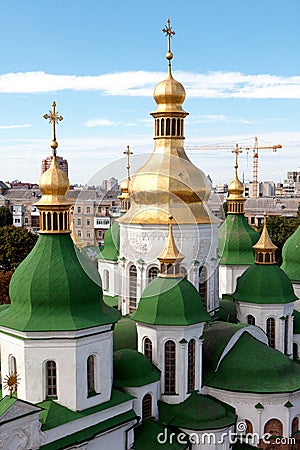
0, 0, 300, 186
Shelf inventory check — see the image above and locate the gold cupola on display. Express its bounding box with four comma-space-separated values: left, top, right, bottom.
253, 213, 277, 264
36, 101, 73, 233
158, 216, 184, 277
119, 20, 217, 226
227, 144, 246, 214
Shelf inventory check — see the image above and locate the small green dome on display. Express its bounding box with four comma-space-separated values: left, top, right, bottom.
131, 277, 210, 326
113, 349, 160, 388
0, 234, 120, 332
113, 317, 137, 351
204, 331, 300, 393
233, 263, 297, 304
218, 214, 259, 265
98, 220, 120, 262
281, 225, 300, 281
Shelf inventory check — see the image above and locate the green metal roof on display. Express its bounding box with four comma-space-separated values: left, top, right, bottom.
204, 331, 300, 393
218, 214, 259, 265
281, 225, 300, 281
134, 420, 190, 450
233, 263, 297, 304
98, 220, 120, 261
103, 294, 118, 308
158, 392, 236, 431
131, 277, 210, 326
113, 349, 161, 388
0, 234, 120, 332
113, 316, 137, 351
214, 298, 237, 323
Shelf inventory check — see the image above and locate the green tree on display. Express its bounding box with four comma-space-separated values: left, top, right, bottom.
0, 206, 13, 227
0, 270, 13, 304
0, 225, 38, 271
259, 215, 300, 265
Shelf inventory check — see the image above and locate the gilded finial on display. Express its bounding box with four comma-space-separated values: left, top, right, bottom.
162, 19, 175, 67
3, 372, 20, 398
158, 215, 184, 277
232, 143, 242, 175
253, 209, 277, 264
43, 101, 63, 156
124, 145, 133, 181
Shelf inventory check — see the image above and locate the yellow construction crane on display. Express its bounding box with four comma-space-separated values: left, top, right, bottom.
186, 136, 282, 198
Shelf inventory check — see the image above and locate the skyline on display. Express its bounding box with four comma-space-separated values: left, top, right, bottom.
0, 1, 300, 186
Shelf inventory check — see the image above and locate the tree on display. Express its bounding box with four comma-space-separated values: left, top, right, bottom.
0, 270, 13, 304
0, 206, 13, 227
0, 225, 38, 271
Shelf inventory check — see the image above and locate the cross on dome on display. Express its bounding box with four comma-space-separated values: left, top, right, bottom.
162, 18, 175, 65
43, 101, 64, 156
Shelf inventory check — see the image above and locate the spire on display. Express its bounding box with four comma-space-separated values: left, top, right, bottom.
158, 216, 184, 277
253, 213, 277, 264
162, 18, 175, 74
119, 145, 132, 213
227, 144, 246, 214
36, 101, 72, 234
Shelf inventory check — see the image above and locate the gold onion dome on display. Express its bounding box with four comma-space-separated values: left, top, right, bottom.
253, 213, 277, 264
119, 20, 216, 225
227, 172, 244, 199
38, 156, 70, 206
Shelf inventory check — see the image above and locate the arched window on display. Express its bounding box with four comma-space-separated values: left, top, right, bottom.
166, 118, 170, 136
87, 355, 95, 394
129, 265, 137, 313
292, 417, 299, 434
161, 118, 165, 135
103, 269, 109, 291
199, 266, 208, 309
142, 393, 152, 420
247, 315, 255, 326
293, 343, 298, 359
188, 339, 196, 392
9, 355, 17, 374
46, 360, 57, 398
264, 418, 283, 437
266, 318, 276, 348
144, 338, 153, 363
148, 267, 159, 284
171, 118, 176, 136
284, 316, 289, 355
245, 419, 253, 434
164, 340, 176, 394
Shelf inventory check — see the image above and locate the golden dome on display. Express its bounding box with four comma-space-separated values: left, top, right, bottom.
153, 69, 186, 114
37, 155, 71, 207
227, 173, 244, 199
120, 178, 129, 196
254, 214, 277, 264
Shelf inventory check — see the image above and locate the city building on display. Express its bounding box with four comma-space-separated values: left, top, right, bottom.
41, 155, 69, 176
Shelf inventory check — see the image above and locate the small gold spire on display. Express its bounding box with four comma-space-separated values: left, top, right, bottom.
158, 216, 184, 277
124, 145, 133, 181
119, 146, 133, 213
43, 101, 63, 156
253, 212, 277, 264
227, 144, 246, 214
162, 19, 175, 69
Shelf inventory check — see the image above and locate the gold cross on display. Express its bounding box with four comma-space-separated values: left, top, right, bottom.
43, 101, 63, 155
232, 143, 242, 169
124, 145, 133, 180
162, 19, 175, 55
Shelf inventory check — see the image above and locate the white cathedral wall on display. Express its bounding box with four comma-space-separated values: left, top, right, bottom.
179, 425, 235, 450
136, 323, 205, 404
119, 222, 219, 314
206, 387, 300, 441
98, 259, 120, 298
0, 326, 113, 411
219, 264, 250, 298
292, 282, 300, 308
236, 301, 294, 355
124, 381, 160, 419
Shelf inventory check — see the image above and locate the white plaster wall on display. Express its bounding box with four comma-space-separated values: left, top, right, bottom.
206, 387, 300, 441
219, 264, 250, 297
124, 381, 160, 419
292, 282, 300, 306
98, 260, 120, 298
0, 411, 41, 450
136, 323, 205, 404
0, 326, 113, 411
119, 222, 220, 314
236, 301, 294, 355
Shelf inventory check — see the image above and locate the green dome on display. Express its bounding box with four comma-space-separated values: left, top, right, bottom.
233, 263, 297, 304
0, 234, 120, 332
218, 214, 259, 265
113, 349, 160, 388
159, 391, 236, 431
98, 220, 120, 262
113, 317, 137, 351
131, 277, 210, 326
281, 225, 300, 281
204, 331, 300, 393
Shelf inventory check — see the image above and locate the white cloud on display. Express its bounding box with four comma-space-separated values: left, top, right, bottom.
85, 118, 117, 127
0, 123, 32, 129
1, 70, 300, 99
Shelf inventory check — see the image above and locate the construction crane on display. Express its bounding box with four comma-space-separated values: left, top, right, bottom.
186, 136, 282, 198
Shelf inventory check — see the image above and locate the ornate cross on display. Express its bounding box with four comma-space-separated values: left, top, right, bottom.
162, 19, 175, 55
43, 101, 63, 155
232, 143, 242, 169
124, 145, 133, 180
